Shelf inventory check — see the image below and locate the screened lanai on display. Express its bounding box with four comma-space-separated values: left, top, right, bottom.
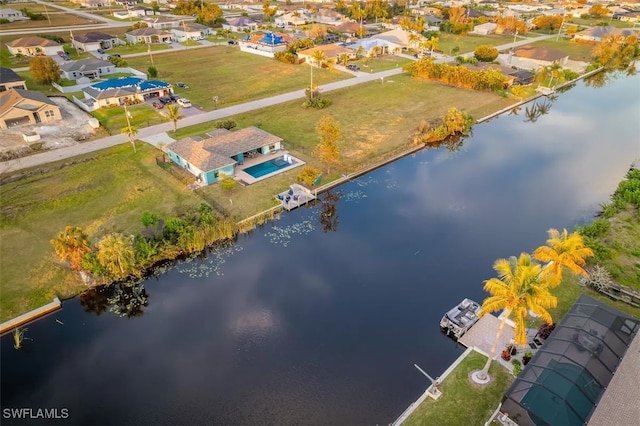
499, 294, 639, 426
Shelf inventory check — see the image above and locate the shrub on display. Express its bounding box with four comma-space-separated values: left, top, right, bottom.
274, 51, 297, 64
474, 45, 499, 62
577, 218, 610, 238
141, 211, 160, 227
304, 96, 332, 109
297, 166, 322, 186
214, 119, 236, 130
147, 66, 158, 78
220, 175, 237, 191
511, 358, 522, 376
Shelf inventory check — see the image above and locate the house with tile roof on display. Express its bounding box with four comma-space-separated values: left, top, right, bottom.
6, 36, 62, 56
0, 68, 27, 92
60, 58, 116, 80
166, 127, 283, 185
125, 28, 173, 44
81, 77, 172, 109
71, 31, 121, 52
0, 88, 62, 129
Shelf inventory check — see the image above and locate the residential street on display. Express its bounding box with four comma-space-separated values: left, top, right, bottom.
0, 34, 556, 174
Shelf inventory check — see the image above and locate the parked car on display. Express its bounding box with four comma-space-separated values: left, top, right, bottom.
228, 40, 238, 45
346, 64, 360, 72
159, 96, 173, 104
152, 101, 164, 109
176, 82, 189, 89
57, 51, 70, 61
177, 98, 192, 108
169, 94, 180, 102
97, 48, 106, 54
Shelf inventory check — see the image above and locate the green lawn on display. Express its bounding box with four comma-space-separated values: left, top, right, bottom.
568, 18, 637, 29
437, 33, 516, 56
173, 73, 515, 219
0, 143, 206, 322
530, 39, 595, 62
1, 46, 33, 68
92, 103, 168, 135
404, 351, 514, 426
352, 54, 414, 73
17, 71, 61, 94
125, 46, 351, 110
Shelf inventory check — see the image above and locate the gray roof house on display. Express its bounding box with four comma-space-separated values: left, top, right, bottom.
60, 58, 116, 80
166, 127, 283, 185
0, 67, 27, 92
125, 28, 173, 44
71, 31, 121, 52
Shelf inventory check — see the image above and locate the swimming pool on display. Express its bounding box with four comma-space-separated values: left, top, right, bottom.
243, 156, 296, 179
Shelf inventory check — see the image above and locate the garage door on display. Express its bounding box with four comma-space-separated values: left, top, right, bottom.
4, 116, 31, 128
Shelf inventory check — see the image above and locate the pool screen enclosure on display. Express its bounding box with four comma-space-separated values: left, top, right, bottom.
500, 294, 639, 425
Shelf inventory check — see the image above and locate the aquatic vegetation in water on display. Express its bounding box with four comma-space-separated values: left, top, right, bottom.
353, 176, 379, 187
384, 169, 398, 189
265, 219, 315, 247
177, 242, 244, 278
342, 190, 367, 203
13, 327, 26, 350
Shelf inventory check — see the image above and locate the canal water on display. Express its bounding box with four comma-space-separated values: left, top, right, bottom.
2, 73, 639, 425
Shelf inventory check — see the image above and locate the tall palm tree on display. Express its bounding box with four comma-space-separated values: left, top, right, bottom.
311, 49, 327, 68
533, 228, 594, 287
50, 226, 91, 270
97, 233, 137, 281
338, 53, 350, 67
477, 253, 557, 380
166, 104, 183, 132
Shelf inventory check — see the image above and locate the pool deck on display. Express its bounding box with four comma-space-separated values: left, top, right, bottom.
459, 314, 515, 362
235, 151, 305, 185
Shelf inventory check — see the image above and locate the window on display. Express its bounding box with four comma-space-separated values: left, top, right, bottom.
269, 144, 276, 151
44, 110, 55, 118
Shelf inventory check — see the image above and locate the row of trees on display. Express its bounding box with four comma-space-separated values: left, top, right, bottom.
50, 204, 237, 285
404, 59, 508, 91
172, 0, 223, 25
477, 229, 593, 379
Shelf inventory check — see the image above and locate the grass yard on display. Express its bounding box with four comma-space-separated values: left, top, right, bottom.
125, 46, 351, 110
404, 351, 514, 426
17, 71, 62, 94
93, 102, 168, 135
352, 54, 414, 73
0, 11, 97, 30
173, 73, 515, 218
531, 39, 595, 62
0, 143, 206, 322
0, 46, 33, 68
437, 33, 516, 56
568, 18, 636, 29
109, 43, 172, 55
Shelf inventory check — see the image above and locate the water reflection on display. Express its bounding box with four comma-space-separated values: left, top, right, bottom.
79, 282, 148, 318
524, 99, 553, 123
318, 191, 340, 233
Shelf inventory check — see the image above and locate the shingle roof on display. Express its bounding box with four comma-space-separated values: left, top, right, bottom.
0, 88, 56, 117
576, 25, 635, 39
60, 58, 112, 73
0, 67, 24, 83
167, 127, 282, 172
73, 31, 115, 43
6, 36, 60, 48
226, 16, 258, 26
127, 28, 171, 37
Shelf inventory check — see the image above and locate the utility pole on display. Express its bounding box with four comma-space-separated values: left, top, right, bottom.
43, 2, 51, 25
148, 43, 154, 66
556, 14, 566, 42
123, 103, 136, 153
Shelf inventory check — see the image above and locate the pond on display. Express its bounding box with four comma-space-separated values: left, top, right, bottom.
2, 72, 639, 425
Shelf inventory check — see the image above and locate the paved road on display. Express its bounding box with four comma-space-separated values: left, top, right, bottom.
0, 34, 557, 174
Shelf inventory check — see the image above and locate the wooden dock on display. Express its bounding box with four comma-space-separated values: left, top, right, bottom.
276, 183, 316, 211
0, 297, 61, 335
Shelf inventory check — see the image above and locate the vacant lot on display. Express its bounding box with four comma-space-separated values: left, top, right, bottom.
0, 143, 206, 322
531, 39, 595, 62
437, 33, 516, 55
125, 46, 352, 110
0, 9, 98, 29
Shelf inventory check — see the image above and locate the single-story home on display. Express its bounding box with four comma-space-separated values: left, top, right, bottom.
6, 36, 62, 57
471, 22, 498, 35
334, 21, 361, 38
71, 0, 112, 7
307, 8, 347, 25
370, 29, 414, 50
0, 8, 28, 21
82, 77, 172, 108
297, 44, 355, 64
461, 63, 535, 86
223, 17, 260, 32
275, 12, 307, 27
125, 28, 173, 44
71, 31, 121, 52
143, 16, 186, 30
170, 22, 213, 41
0, 68, 27, 92
0, 88, 62, 129
60, 58, 116, 80
345, 38, 400, 56
574, 26, 635, 43
511, 46, 569, 67
616, 10, 640, 23
166, 127, 283, 185
113, 9, 147, 19
239, 32, 293, 57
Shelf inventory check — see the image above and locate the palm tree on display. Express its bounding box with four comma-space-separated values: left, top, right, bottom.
338, 53, 350, 67
50, 226, 91, 270
311, 49, 327, 68
533, 228, 594, 287
477, 253, 557, 380
547, 62, 563, 88
166, 104, 183, 132
97, 233, 137, 281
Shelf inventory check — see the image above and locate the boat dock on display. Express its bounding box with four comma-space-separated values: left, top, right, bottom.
276, 183, 316, 211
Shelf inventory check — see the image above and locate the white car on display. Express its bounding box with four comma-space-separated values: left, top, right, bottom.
177, 98, 191, 108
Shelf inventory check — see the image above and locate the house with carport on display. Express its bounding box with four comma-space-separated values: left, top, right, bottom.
60, 58, 116, 80
6, 36, 62, 57
0, 68, 27, 92
165, 127, 283, 185
0, 89, 62, 129
71, 31, 121, 52
81, 77, 172, 109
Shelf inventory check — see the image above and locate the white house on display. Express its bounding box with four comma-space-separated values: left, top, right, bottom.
0, 8, 27, 21
307, 8, 347, 26
125, 27, 173, 44
275, 12, 306, 27
471, 22, 498, 35
71, 31, 121, 52
239, 32, 293, 57
171, 22, 213, 41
